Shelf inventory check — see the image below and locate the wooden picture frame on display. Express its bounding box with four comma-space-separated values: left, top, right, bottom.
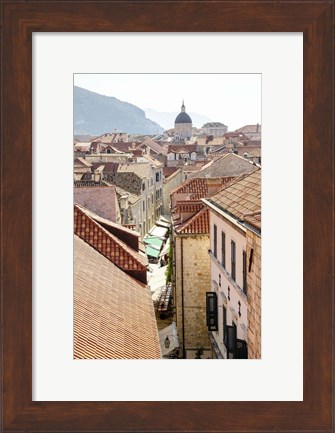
1, 1, 333, 432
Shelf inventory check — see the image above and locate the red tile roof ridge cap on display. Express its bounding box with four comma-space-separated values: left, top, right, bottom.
74, 205, 147, 268
163, 168, 182, 183
175, 207, 209, 234
169, 177, 207, 196
211, 169, 260, 196
243, 210, 262, 218
75, 203, 141, 238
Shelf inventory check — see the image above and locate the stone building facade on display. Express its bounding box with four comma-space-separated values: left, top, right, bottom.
245, 214, 261, 359
203, 169, 261, 359
173, 213, 212, 359
162, 168, 184, 215
201, 122, 228, 137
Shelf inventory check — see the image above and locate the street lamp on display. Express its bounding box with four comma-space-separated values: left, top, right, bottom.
164, 336, 170, 349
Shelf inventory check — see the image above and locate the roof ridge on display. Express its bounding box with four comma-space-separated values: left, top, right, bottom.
74, 205, 147, 271
176, 208, 209, 234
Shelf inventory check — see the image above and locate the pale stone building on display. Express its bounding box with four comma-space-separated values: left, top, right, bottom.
171, 177, 236, 359
203, 169, 261, 359
201, 122, 228, 137
173, 209, 212, 359
174, 101, 192, 141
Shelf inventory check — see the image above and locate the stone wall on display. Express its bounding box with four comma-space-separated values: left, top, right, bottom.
174, 234, 211, 358
162, 169, 184, 215
246, 229, 261, 359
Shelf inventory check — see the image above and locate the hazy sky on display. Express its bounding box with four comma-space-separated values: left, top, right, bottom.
74, 73, 261, 131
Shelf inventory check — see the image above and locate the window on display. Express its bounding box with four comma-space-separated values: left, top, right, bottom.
143, 201, 145, 211
213, 224, 217, 258
221, 231, 226, 268
237, 339, 248, 359
231, 240, 236, 281
156, 172, 159, 182
206, 292, 218, 331
243, 250, 247, 294
226, 323, 237, 359
222, 305, 227, 346
226, 322, 248, 359
142, 183, 145, 191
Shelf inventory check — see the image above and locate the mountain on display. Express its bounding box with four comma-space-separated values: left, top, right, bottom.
145, 108, 212, 130
74, 86, 164, 135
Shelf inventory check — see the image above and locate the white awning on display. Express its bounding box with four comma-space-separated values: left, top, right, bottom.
148, 265, 168, 300
160, 238, 170, 257
149, 226, 168, 238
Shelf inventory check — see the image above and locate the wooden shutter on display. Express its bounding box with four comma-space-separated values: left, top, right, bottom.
243, 250, 247, 294
221, 231, 226, 268
231, 241, 236, 281
213, 225, 217, 258
222, 305, 227, 345
227, 323, 237, 358
206, 292, 218, 331
237, 339, 248, 359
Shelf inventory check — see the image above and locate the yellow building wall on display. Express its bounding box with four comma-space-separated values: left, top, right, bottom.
174, 234, 211, 358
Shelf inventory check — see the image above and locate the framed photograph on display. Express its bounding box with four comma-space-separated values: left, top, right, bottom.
1, 1, 333, 432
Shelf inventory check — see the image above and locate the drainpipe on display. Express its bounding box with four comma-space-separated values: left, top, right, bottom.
181, 237, 186, 359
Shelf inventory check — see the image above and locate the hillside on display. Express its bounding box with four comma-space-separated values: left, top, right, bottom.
74, 86, 164, 135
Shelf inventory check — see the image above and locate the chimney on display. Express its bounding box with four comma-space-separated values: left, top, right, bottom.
119, 193, 129, 210
94, 169, 101, 183
207, 177, 223, 197
119, 193, 129, 225
256, 123, 259, 132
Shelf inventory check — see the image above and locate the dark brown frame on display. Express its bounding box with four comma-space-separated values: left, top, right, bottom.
1, 1, 334, 432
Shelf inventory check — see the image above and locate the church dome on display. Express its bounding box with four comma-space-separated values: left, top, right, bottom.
175, 111, 192, 124
174, 100, 192, 124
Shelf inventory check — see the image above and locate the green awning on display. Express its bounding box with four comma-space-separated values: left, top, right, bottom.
144, 236, 164, 249
145, 246, 161, 258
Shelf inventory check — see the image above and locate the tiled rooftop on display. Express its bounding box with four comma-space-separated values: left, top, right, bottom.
91, 162, 119, 173
74, 204, 148, 283
175, 208, 210, 235
163, 166, 180, 180
170, 177, 235, 201
208, 169, 261, 222
137, 137, 167, 155
74, 235, 161, 359
74, 157, 92, 167
173, 201, 204, 214
187, 153, 258, 180
74, 184, 119, 222
117, 162, 151, 179
234, 124, 261, 134
140, 154, 164, 168
168, 144, 197, 154
244, 211, 261, 232
114, 185, 141, 205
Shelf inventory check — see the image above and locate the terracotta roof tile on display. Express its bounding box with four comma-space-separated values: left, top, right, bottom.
163, 166, 180, 181
74, 184, 119, 222
168, 144, 197, 154
244, 211, 261, 232
136, 137, 167, 155
187, 153, 258, 179
208, 169, 261, 222
74, 235, 161, 359
117, 162, 151, 179
176, 208, 210, 234
170, 176, 235, 201
74, 204, 148, 283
